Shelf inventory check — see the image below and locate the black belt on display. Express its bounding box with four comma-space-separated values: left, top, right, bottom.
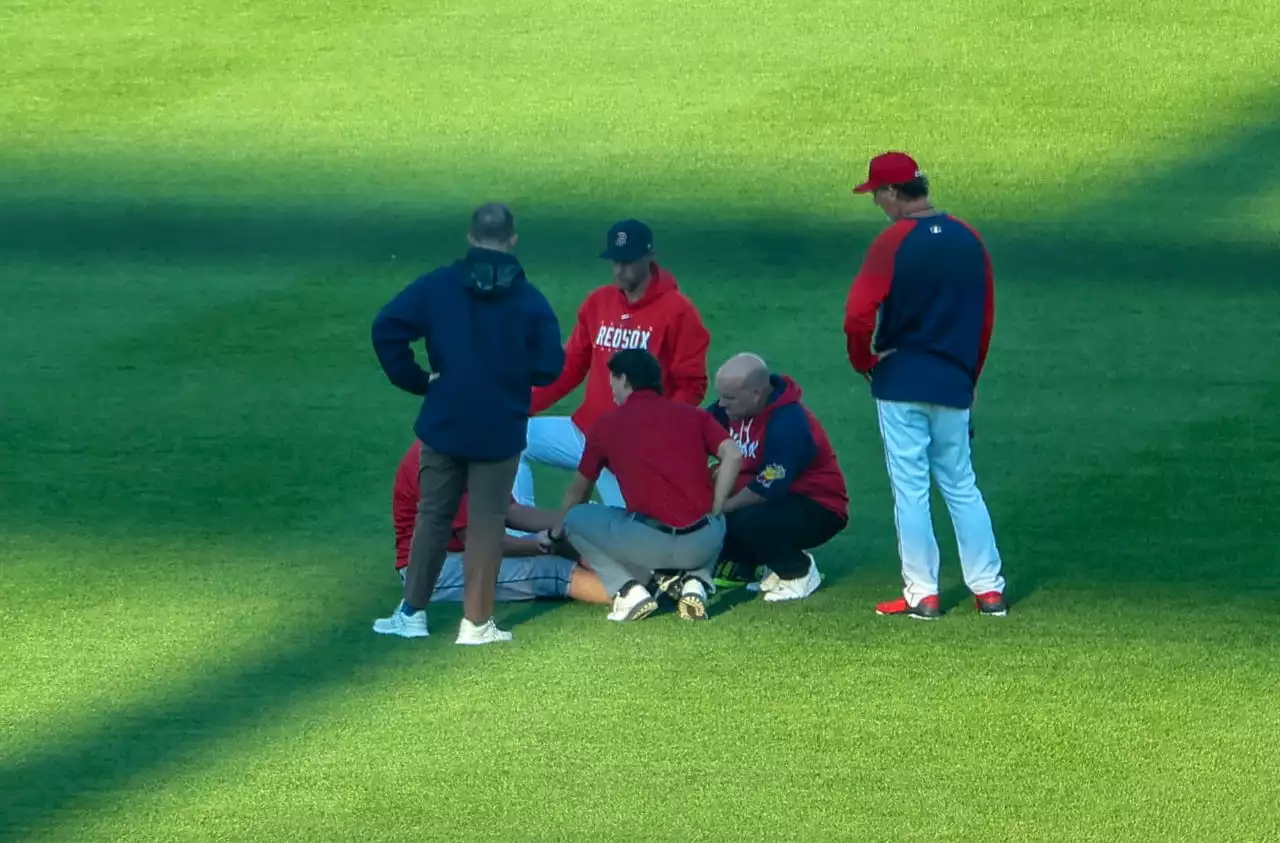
629, 513, 710, 535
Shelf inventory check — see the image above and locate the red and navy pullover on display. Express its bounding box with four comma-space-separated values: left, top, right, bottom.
843, 214, 995, 409
706, 375, 849, 520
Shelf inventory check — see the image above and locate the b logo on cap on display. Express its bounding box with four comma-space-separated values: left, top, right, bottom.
615, 231, 628, 246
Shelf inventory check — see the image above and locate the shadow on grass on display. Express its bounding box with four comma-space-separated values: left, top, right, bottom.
707, 584, 763, 617
2, 194, 1278, 288
0, 595, 410, 839
498, 598, 568, 628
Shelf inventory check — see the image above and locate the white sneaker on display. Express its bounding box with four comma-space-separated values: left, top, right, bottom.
747, 567, 780, 593
607, 583, 658, 622
677, 577, 708, 620
763, 554, 822, 602
455, 618, 513, 645
372, 602, 429, 638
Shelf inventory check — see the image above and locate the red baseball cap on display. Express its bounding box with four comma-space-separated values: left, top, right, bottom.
852, 152, 923, 193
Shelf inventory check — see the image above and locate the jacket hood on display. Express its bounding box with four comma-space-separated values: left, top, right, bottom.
766, 374, 802, 408
621, 263, 679, 310
460, 247, 525, 299
706, 374, 800, 425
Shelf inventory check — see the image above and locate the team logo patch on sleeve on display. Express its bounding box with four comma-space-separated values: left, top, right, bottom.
758, 464, 786, 487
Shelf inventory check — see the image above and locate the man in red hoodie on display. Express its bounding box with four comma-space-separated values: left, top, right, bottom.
515, 220, 712, 509
703, 353, 849, 602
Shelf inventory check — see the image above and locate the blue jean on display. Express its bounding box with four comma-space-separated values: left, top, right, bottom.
399, 554, 575, 601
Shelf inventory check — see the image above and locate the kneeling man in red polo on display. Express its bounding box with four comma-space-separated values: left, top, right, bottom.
544, 349, 744, 622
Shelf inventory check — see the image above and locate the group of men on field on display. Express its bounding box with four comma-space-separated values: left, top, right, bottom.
369, 151, 1007, 645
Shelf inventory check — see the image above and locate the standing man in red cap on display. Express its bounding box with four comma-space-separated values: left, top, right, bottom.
515, 219, 712, 509
843, 152, 1007, 620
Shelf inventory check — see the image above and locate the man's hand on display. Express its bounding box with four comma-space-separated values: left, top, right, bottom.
536, 529, 557, 552
536, 527, 577, 561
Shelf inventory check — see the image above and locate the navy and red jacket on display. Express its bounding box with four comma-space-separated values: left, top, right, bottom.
706, 375, 849, 521
843, 214, 994, 410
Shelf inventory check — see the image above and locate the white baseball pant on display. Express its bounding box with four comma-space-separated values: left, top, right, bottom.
876, 399, 1005, 606
514, 416, 625, 508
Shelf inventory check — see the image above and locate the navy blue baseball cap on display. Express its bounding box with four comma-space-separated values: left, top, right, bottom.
600, 219, 654, 262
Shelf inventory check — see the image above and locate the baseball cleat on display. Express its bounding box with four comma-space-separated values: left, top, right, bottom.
677, 577, 709, 620
974, 591, 1008, 616
875, 595, 941, 620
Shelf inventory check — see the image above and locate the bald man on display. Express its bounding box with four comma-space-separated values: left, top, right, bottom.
703, 354, 849, 601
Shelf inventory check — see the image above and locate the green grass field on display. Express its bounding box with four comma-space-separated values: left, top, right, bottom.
3, 0, 1280, 840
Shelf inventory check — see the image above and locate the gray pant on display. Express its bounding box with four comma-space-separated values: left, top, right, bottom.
563, 504, 726, 597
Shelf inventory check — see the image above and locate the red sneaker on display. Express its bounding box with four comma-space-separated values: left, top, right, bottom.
875, 595, 941, 620
974, 591, 1007, 616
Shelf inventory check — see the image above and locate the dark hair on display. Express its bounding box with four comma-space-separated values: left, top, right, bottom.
469, 202, 516, 243
606, 349, 663, 394
890, 176, 930, 199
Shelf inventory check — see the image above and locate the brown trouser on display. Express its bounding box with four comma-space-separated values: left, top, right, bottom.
403, 443, 520, 624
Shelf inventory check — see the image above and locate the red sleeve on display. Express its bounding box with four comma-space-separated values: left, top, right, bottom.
531, 298, 594, 414
975, 242, 995, 380
392, 443, 420, 569
952, 218, 996, 381
844, 223, 911, 373
699, 410, 732, 456
663, 300, 711, 406
577, 425, 608, 481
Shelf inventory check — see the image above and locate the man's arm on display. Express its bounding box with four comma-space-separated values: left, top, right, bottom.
698, 412, 743, 515
557, 472, 595, 519
721, 486, 766, 514
454, 526, 546, 558
530, 302, 594, 414
843, 224, 910, 375
665, 303, 712, 405
505, 502, 560, 533
711, 438, 743, 516
950, 219, 996, 382
371, 277, 434, 396
975, 243, 995, 382
722, 405, 817, 513
527, 289, 567, 387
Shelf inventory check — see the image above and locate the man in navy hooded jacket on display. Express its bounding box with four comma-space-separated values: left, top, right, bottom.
370, 202, 565, 646
704, 353, 849, 603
